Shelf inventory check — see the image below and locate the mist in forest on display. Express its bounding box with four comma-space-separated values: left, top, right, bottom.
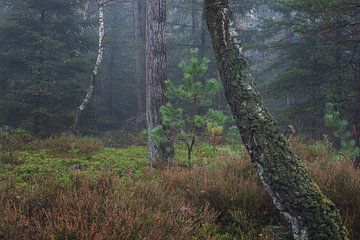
0, 0, 359, 239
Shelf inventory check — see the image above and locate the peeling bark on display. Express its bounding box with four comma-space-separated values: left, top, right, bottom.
73, 0, 105, 133
205, 1, 348, 239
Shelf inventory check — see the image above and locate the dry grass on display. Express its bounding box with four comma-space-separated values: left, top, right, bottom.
310, 161, 360, 240
0, 137, 359, 239
163, 156, 276, 223
291, 137, 360, 239
0, 173, 216, 240
0, 152, 24, 165
41, 133, 104, 157
1, 132, 103, 157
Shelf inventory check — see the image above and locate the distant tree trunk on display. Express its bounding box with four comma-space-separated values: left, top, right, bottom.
107, 45, 115, 117
73, 0, 105, 133
198, 7, 207, 61
191, 0, 198, 45
133, 0, 146, 114
146, 0, 174, 165
205, 1, 349, 239
353, 66, 360, 168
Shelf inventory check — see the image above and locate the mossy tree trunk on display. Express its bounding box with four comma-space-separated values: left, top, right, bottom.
205, 1, 348, 239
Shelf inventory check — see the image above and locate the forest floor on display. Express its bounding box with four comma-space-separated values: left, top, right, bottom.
0, 133, 359, 240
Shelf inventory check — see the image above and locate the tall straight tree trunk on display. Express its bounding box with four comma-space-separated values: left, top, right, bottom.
191, 0, 198, 46
146, 0, 174, 165
133, 0, 146, 114
73, 0, 105, 133
198, 7, 207, 61
353, 67, 360, 168
205, 1, 348, 239
107, 45, 115, 117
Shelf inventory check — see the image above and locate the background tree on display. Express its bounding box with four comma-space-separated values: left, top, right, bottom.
133, 0, 146, 114
0, 0, 92, 136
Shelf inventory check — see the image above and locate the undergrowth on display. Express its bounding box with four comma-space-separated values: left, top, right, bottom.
0, 136, 359, 239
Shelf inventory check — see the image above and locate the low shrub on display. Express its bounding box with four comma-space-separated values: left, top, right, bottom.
0, 153, 24, 165
101, 130, 146, 148
0, 129, 34, 151
0, 173, 216, 240
290, 137, 335, 163
0, 137, 359, 239
41, 133, 104, 157
162, 155, 283, 239
309, 161, 360, 239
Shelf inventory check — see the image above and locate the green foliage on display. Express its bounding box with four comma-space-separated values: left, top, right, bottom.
1, 136, 360, 239
0, 0, 92, 136
252, 0, 360, 137
226, 126, 242, 144
0, 146, 148, 186
324, 103, 360, 160
153, 49, 227, 161
0, 128, 34, 151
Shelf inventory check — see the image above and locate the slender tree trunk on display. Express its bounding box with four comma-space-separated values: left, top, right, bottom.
353, 66, 360, 168
133, 0, 146, 114
146, 0, 174, 165
205, 1, 348, 239
191, 0, 198, 46
198, 7, 207, 61
107, 45, 115, 117
73, 0, 105, 133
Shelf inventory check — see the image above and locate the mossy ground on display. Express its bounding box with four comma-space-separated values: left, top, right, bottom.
0, 146, 149, 186
0, 136, 359, 239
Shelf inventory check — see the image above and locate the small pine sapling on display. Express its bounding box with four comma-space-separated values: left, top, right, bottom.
324, 103, 360, 161
152, 49, 227, 163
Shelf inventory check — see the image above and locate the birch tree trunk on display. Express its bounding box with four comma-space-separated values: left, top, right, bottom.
205, 1, 348, 239
73, 0, 105, 133
146, 0, 174, 165
133, 0, 146, 114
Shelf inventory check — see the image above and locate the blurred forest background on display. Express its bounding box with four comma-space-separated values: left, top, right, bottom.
0, 0, 359, 141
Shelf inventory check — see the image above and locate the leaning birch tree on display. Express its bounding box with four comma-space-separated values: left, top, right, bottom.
73, 0, 105, 133
146, 0, 174, 165
204, 0, 348, 239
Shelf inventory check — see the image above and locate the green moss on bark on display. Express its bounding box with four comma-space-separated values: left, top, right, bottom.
205, 0, 348, 239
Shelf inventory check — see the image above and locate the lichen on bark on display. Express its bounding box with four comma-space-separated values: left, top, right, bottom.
205, 0, 348, 239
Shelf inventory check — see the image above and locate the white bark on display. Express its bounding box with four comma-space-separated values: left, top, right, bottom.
73, 0, 105, 132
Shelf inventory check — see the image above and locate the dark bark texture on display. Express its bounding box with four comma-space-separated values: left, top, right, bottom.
205, 1, 348, 239
146, 0, 174, 165
133, 0, 146, 114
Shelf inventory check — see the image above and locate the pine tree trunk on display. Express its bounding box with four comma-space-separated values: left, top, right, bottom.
353, 67, 360, 168
146, 0, 174, 165
191, 0, 198, 45
205, 1, 348, 239
199, 7, 207, 61
133, 0, 146, 114
73, 1, 105, 133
